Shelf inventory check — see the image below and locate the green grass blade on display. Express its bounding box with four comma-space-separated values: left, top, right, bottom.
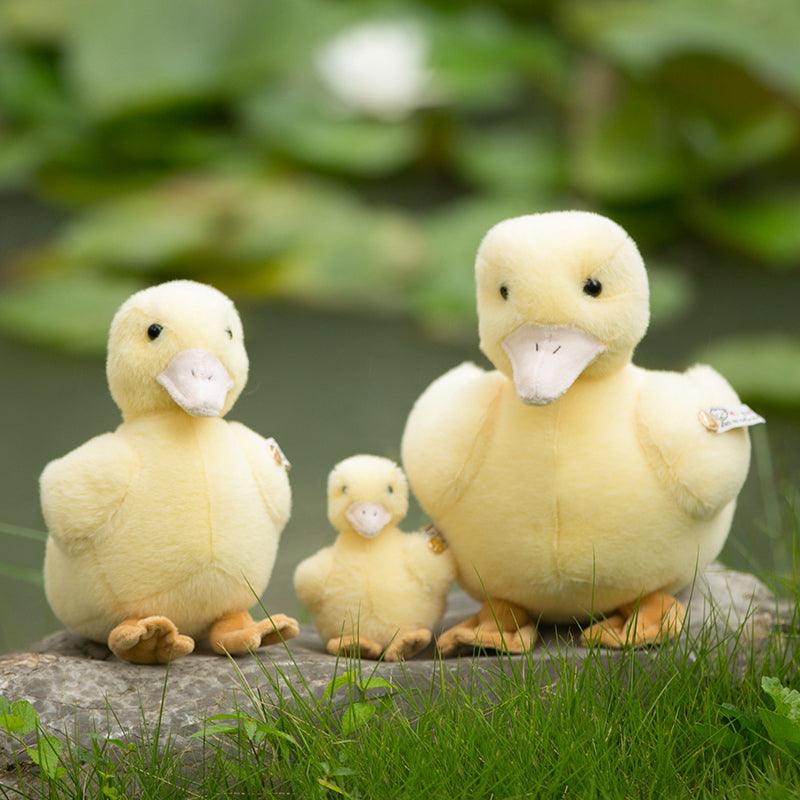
0, 522, 48, 543
0, 561, 43, 586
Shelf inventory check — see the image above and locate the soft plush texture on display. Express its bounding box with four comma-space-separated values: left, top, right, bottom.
401, 211, 752, 653
41, 280, 297, 663
294, 455, 456, 661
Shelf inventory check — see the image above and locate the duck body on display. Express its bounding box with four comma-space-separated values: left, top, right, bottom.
294, 454, 455, 660
401, 211, 754, 651
403, 360, 744, 622
43, 411, 289, 642
41, 280, 298, 663
295, 527, 454, 645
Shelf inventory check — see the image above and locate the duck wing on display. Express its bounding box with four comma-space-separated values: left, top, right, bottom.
402, 362, 504, 522
229, 422, 292, 532
293, 545, 334, 610
40, 432, 136, 553
635, 364, 752, 520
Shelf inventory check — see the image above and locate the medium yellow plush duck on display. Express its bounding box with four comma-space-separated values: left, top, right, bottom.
294, 455, 456, 661
41, 280, 298, 664
401, 211, 754, 654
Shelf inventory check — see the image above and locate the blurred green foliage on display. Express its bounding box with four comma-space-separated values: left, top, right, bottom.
0, 0, 798, 406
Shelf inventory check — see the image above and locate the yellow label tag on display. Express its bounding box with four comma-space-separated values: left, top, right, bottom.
423, 523, 448, 554
266, 437, 291, 471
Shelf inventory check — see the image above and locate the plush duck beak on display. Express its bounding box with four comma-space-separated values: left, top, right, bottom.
346, 502, 391, 538
502, 325, 605, 406
157, 348, 234, 417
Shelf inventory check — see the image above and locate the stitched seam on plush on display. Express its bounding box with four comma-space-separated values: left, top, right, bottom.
79, 439, 140, 622
552, 399, 562, 582
239, 433, 282, 527
634, 389, 711, 517
190, 420, 215, 561
435, 380, 503, 522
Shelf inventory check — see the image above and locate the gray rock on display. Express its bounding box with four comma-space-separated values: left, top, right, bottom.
0, 564, 788, 773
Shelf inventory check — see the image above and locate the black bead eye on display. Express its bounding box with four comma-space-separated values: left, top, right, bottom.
225, 327, 233, 340
583, 278, 602, 298
341, 485, 347, 494
147, 323, 163, 340
499, 284, 509, 300
388, 485, 394, 494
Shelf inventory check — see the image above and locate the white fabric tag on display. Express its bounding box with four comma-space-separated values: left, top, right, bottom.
698, 405, 765, 434
266, 437, 291, 470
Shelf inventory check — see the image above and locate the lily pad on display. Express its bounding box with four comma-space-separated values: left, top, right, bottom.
453, 126, 565, 197
571, 84, 688, 201
429, 10, 569, 106
648, 264, 695, 326
244, 92, 421, 176
0, 272, 141, 355
697, 335, 800, 411
690, 192, 800, 268
564, 0, 800, 99
63, 0, 305, 117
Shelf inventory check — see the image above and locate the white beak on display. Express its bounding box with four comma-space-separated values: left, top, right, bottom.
346, 502, 391, 538
157, 348, 234, 417
502, 325, 605, 406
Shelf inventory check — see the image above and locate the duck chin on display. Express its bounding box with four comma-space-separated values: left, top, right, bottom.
502, 324, 605, 406
157, 348, 234, 417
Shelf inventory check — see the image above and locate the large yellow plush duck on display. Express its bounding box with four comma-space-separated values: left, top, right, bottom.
294, 455, 456, 661
41, 280, 298, 664
401, 211, 754, 654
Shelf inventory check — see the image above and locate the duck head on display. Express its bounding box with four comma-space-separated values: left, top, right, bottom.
328, 455, 409, 540
476, 211, 649, 406
107, 280, 249, 420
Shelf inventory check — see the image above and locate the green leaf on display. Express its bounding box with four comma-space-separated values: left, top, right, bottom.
0, 561, 43, 586
0, 272, 141, 355
0, 0, 78, 43
564, 0, 800, 99
190, 722, 241, 740
317, 777, 350, 796
323, 672, 357, 699
698, 335, 800, 411
360, 676, 393, 692
647, 265, 695, 326
690, 192, 800, 268
64, 0, 295, 117
759, 708, 800, 752
762, 677, 800, 724
245, 92, 421, 176
27, 734, 65, 780
695, 721, 746, 752
269, 195, 423, 313
571, 83, 688, 202
0, 697, 39, 736
454, 127, 564, 198
340, 702, 376, 736
429, 10, 569, 106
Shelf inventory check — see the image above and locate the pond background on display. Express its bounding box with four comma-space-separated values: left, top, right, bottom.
0, 1, 798, 651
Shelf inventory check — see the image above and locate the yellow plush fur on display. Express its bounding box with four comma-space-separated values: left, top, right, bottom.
401, 211, 751, 631
41, 280, 294, 656
294, 455, 456, 660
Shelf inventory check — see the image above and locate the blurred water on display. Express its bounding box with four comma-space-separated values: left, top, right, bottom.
0, 299, 798, 652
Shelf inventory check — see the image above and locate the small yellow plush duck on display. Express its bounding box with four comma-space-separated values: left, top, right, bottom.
294, 455, 456, 661
41, 280, 298, 664
401, 211, 754, 654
